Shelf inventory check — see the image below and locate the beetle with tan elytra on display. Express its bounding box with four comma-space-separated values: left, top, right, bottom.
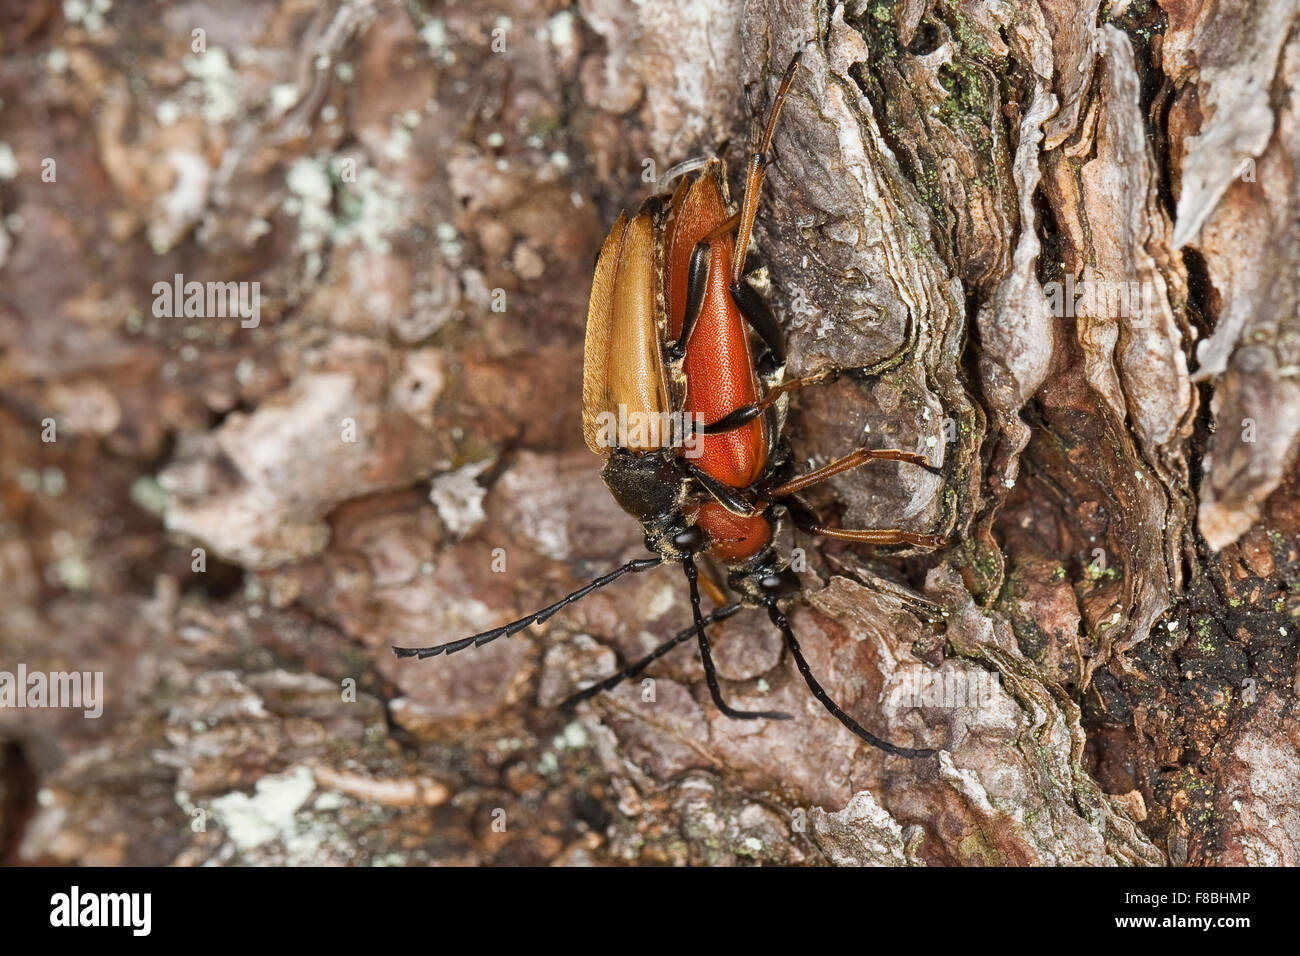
396, 52, 947, 758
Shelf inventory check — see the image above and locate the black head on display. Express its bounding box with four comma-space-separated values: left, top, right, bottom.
643, 515, 709, 562
600, 450, 686, 525
728, 553, 800, 605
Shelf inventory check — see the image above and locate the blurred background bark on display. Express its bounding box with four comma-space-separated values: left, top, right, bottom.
1, 0, 1297, 865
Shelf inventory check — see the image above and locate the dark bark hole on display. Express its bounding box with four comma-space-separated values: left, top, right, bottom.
907, 19, 945, 56
1180, 245, 1217, 345
0, 740, 37, 866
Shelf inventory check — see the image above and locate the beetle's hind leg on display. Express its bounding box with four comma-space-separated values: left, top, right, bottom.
781, 495, 945, 549
760, 445, 942, 500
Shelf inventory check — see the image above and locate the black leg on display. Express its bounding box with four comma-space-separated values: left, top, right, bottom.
559, 602, 743, 711
698, 404, 764, 436
393, 556, 663, 659
765, 600, 936, 759
687, 558, 791, 721
668, 242, 711, 362
781, 495, 822, 536
685, 462, 758, 516
731, 279, 786, 365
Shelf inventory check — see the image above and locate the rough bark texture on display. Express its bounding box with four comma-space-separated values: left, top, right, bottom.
1, 0, 1298, 866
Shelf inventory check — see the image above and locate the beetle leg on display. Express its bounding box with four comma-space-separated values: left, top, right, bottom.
697, 366, 842, 436
760, 446, 942, 500
685, 462, 759, 516
668, 242, 711, 362
731, 55, 802, 285
668, 214, 747, 362
804, 525, 947, 548
686, 558, 791, 721
730, 278, 786, 365
781, 496, 945, 548
393, 556, 663, 659
764, 599, 936, 758
559, 601, 743, 711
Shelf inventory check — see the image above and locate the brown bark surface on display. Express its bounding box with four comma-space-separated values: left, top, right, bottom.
1, 0, 1298, 866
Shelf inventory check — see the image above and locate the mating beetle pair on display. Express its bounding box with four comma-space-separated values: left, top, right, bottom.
397, 54, 945, 758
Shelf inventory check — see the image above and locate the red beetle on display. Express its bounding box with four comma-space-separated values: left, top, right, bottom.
397, 54, 945, 758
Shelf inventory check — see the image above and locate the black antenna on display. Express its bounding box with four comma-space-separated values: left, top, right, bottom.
393, 556, 663, 659
393, 554, 936, 759
561, 601, 742, 710
764, 599, 935, 759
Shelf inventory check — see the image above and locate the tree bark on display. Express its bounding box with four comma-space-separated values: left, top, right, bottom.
1, 0, 1297, 866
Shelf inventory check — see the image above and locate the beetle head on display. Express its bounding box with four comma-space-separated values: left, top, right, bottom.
600, 450, 686, 525
642, 514, 709, 562
727, 550, 800, 604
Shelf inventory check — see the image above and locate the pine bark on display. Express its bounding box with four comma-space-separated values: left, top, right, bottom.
1, 0, 1297, 865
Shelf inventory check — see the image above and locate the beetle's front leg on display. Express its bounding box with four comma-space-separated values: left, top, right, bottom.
684, 462, 760, 517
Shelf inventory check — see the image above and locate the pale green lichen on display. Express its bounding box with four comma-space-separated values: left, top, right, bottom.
209, 765, 316, 851
183, 48, 240, 125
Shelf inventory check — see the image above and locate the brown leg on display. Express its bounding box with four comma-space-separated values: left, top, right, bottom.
762, 446, 940, 500
730, 55, 802, 285
755, 366, 838, 410
704, 212, 741, 243
697, 560, 730, 607
807, 526, 946, 548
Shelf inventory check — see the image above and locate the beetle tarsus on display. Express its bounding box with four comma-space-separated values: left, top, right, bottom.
761, 444, 942, 501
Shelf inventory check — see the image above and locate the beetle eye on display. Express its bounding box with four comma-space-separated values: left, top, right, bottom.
759, 568, 800, 596
672, 525, 706, 552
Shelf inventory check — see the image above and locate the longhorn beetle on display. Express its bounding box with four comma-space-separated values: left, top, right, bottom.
396, 53, 946, 758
